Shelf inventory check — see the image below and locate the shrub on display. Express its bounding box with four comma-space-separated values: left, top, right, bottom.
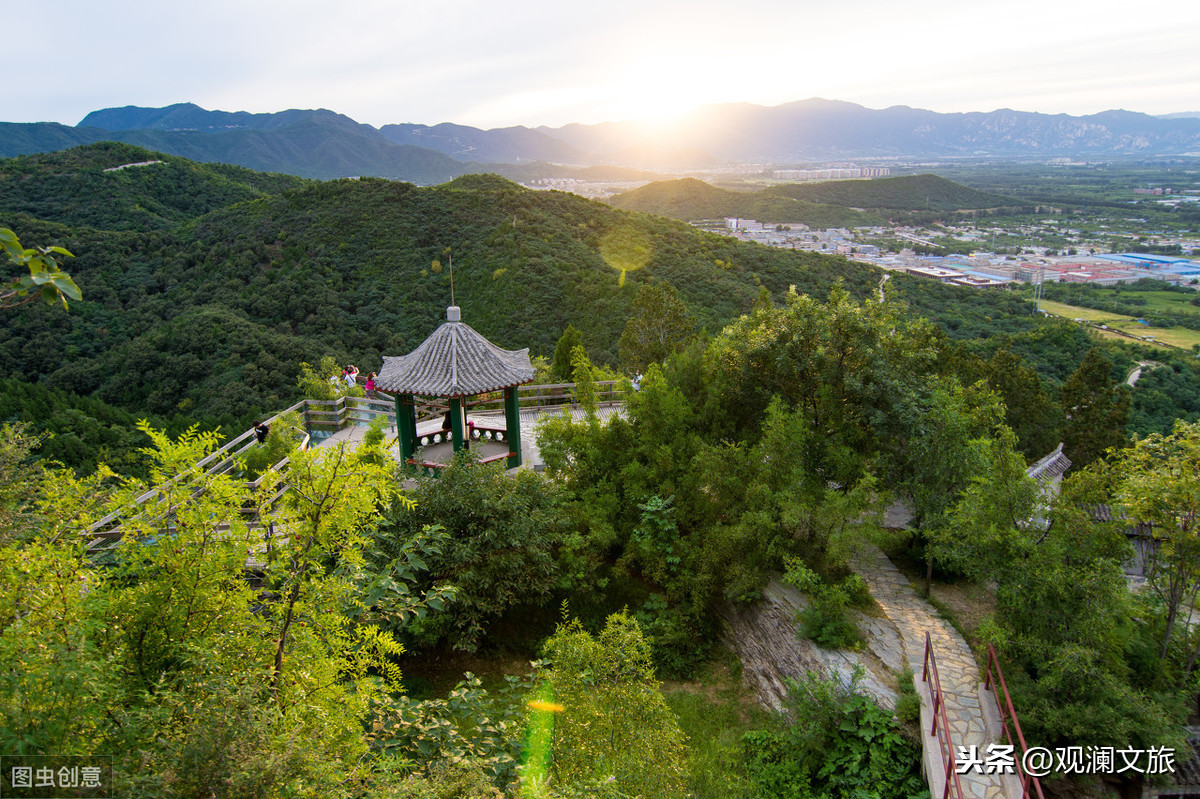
742, 668, 927, 799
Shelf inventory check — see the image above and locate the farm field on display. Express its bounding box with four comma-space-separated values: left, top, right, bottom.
1037, 299, 1200, 350
1082, 288, 1200, 315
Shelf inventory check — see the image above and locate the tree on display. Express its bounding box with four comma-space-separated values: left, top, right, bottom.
1107, 420, 1200, 665
1059, 348, 1130, 467
1, 228, 81, 310
376, 455, 569, 651
541, 611, 687, 797
618, 281, 695, 373
0, 423, 53, 544
944, 433, 1186, 760
978, 348, 1065, 459
706, 283, 938, 484
549, 325, 583, 383
890, 380, 1005, 592
0, 424, 452, 795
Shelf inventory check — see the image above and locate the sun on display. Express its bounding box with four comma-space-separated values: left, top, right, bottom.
606, 53, 711, 129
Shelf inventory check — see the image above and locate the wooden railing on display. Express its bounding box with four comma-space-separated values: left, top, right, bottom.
923, 632, 965, 799
984, 644, 1044, 799
84, 401, 311, 553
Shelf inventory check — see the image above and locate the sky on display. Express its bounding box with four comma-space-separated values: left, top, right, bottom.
9, 0, 1200, 130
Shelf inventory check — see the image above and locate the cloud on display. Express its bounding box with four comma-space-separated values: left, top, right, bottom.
7, 0, 1199, 127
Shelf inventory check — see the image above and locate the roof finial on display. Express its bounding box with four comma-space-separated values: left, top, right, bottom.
448, 250, 455, 307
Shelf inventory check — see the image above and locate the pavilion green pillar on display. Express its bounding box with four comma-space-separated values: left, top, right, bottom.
396, 393, 417, 463
504, 386, 522, 468
449, 397, 465, 453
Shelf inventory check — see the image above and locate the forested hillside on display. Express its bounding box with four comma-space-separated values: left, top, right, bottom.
607, 177, 877, 226
0, 142, 310, 230
765, 173, 1017, 211
7, 143, 1197, 476
609, 174, 1022, 224
2, 145, 887, 424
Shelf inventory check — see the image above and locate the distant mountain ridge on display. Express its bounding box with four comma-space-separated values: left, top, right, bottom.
379, 122, 590, 164
78, 103, 359, 133
2, 100, 1199, 184
1, 108, 470, 183
538, 100, 1200, 162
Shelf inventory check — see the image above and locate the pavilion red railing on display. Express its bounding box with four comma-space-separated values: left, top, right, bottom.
923, 631, 966, 799
984, 643, 1045, 799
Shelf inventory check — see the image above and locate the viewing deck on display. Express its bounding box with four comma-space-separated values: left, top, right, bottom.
82, 381, 626, 553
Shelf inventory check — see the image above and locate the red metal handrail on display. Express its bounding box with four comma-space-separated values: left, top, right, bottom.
923, 631, 965, 799
984, 643, 1045, 799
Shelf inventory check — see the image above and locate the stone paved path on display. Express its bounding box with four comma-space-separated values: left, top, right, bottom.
852, 545, 1016, 799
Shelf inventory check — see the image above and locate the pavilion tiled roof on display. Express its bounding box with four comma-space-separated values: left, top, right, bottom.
375, 306, 534, 397
1026, 443, 1072, 484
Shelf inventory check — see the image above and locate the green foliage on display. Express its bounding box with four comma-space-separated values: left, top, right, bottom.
1129, 356, 1200, 438
618, 281, 695, 372
542, 612, 688, 798
239, 409, 304, 479
550, 324, 583, 382
0, 143, 310, 230
705, 283, 938, 481
947, 435, 1189, 758
1, 227, 80, 310
1106, 420, 1200, 666
608, 177, 879, 227
570, 345, 598, 418
741, 669, 927, 799
374, 672, 535, 790
1060, 348, 1131, 467
395, 761, 505, 798
0, 422, 52, 543
0, 423, 452, 796
0, 377, 172, 476
768, 173, 1017, 211
893, 667, 921, 726
938, 343, 1067, 459
783, 559, 865, 650
377, 456, 572, 651
887, 379, 1004, 535
297, 355, 346, 401
632, 593, 708, 679
938, 427, 1043, 578
0, 150, 887, 423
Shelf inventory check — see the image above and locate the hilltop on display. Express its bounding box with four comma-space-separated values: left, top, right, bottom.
763, 174, 1017, 212
607, 178, 878, 227
0, 142, 310, 230
608, 174, 1019, 223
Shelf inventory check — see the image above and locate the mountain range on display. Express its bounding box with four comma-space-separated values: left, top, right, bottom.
2, 99, 1198, 184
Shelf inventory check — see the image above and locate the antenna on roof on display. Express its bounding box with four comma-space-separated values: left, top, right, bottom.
448, 250, 455, 306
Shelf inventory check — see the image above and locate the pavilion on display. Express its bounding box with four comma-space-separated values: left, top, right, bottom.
375, 306, 534, 474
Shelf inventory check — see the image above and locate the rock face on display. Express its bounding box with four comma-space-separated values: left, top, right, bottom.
718, 576, 903, 713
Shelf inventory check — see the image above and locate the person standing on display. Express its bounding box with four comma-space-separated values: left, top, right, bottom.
364, 372, 377, 400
